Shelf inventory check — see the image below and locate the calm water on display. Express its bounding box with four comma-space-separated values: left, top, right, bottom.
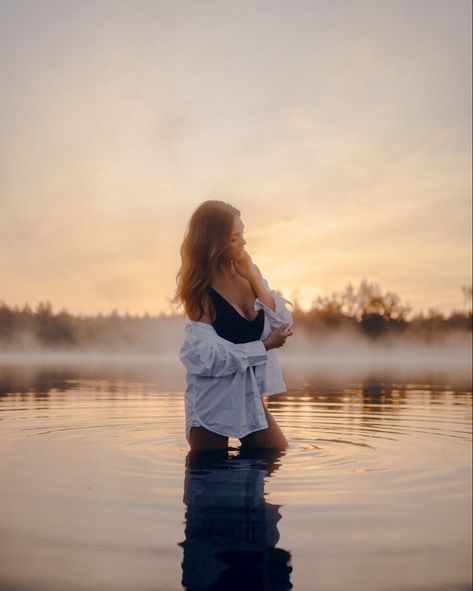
0, 360, 471, 591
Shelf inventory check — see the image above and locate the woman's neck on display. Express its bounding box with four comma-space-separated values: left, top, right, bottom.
215, 260, 237, 281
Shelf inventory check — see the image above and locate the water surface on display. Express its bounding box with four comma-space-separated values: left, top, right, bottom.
0, 362, 471, 591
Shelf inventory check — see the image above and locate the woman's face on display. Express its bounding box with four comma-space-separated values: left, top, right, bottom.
229, 216, 247, 261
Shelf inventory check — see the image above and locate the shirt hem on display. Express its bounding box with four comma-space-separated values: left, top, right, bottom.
186, 407, 269, 442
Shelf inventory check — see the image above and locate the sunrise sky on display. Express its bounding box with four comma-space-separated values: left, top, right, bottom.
0, 0, 471, 315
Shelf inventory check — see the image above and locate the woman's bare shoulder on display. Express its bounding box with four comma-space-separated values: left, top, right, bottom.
187, 294, 215, 324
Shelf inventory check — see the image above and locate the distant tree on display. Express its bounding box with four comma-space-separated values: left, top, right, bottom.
0, 281, 470, 351
297, 280, 410, 337
0, 302, 17, 341
462, 285, 472, 314
33, 301, 76, 346
355, 279, 411, 321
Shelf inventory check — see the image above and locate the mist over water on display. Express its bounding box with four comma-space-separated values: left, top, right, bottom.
1, 326, 470, 390
281, 329, 472, 388
1, 318, 470, 590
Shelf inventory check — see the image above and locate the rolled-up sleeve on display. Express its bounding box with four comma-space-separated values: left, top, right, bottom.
258, 277, 294, 328
180, 334, 268, 377
272, 291, 294, 326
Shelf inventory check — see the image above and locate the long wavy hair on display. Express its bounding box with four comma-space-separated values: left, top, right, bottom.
171, 200, 241, 320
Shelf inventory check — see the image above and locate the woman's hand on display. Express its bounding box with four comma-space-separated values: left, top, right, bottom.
263, 323, 293, 350
232, 251, 261, 281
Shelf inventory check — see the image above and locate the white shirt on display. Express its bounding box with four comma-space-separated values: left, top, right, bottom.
179, 278, 293, 441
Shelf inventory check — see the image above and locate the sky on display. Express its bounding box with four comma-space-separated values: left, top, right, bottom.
0, 0, 471, 316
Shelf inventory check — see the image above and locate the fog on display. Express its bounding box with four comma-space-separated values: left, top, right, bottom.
280, 329, 471, 388
0, 326, 470, 391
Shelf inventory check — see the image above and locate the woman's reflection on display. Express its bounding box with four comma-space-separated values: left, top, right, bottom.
178, 447, 293, 591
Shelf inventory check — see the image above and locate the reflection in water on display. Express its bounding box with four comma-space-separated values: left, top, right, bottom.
179, 448, 293, 591
0, 366, 470, 591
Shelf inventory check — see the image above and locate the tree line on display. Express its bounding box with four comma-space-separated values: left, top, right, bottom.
291, 280, 472, 340
0, 280, 471, 351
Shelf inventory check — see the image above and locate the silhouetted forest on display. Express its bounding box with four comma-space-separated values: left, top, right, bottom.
292, 280, 472, 340
0, 280, 471, 351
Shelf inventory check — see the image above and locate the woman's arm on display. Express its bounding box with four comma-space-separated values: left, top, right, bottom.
257, 275, 294, 328
233, 252, 293, 328
233, 251, 293, 335
233, 253, 276, 311
179, 328, 268, 377
248, 271, 276, 311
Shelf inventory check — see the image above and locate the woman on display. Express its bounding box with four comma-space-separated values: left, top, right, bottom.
172, 200, 294, 451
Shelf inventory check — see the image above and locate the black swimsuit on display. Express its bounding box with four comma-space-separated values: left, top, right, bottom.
208, 287, 264, 344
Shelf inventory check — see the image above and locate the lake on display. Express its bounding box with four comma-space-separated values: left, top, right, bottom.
0, 357, 471, 591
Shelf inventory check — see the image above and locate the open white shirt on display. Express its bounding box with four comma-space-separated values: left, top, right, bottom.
179, 278, 293, 441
